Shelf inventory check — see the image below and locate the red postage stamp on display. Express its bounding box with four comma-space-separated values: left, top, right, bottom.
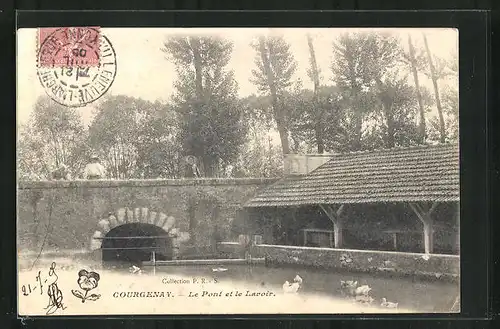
37, 27, 101, 67
36, 26, 117, 107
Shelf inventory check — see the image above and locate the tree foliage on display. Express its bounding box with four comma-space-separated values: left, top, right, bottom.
162, 35, 247, 177
88, 95, 181, 179
250, 34, 297, 154
18, 96, 86, 179
18, 31, 458, 181
331, 31, 423, 150
286, 85, 346, 153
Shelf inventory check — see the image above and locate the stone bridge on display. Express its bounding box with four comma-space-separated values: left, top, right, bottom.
17, 178, 276, 260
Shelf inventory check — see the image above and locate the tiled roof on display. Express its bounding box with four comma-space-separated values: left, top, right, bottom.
244, 143, 459, 207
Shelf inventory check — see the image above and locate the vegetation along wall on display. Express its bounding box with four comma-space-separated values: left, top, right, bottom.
17, 178, 276, 258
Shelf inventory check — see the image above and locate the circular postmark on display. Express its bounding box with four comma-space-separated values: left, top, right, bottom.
37, 27, 117, 107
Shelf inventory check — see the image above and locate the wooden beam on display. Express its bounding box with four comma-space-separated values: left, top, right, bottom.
335, 204, 345, 217
319, 204, 336, 225
408, 203, 426, 225
428, 202, 438, 216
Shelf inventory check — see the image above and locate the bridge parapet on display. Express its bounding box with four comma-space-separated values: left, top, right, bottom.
17, 178, 276, 256
18, 178, 278, 189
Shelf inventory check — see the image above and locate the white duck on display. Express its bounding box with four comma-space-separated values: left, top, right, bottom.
293, 275, 303, 285
354, 285, 372, 296
129, 265, 142, 275
381, 298, 398, 308
282, 280, 300, 293
340, 280, 358, 296
355, 295, 375, 304
212, 267, 228, 272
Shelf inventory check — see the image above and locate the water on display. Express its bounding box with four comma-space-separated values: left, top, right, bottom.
18, 257, 459, 316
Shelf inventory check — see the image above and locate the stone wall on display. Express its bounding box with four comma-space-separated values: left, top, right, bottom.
17, 179, 276, 257
217, 242, 460, 282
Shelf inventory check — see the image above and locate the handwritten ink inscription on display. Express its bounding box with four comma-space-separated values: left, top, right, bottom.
21, 262, 66, 315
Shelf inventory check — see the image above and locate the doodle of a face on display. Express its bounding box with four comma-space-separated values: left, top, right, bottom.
77, 269, 100, 291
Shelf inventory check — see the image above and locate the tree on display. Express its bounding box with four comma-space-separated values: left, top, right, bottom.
232, 129, 284, 178
88, 95, 152, 179
404, 34, 428, 144
229, 94, 283, 177
306, 34, 327, 153
376, 74, 421, 148
441, 86, 459, 142
332, 31, 404, 150
133, 102, 182, 178
332, 32, 378, 150
427, 85, 458, 143
286, 84, 345, 153
18, 124, 51, 180
422, 32, 446, 143
162, 35, 247, 177
251, 34, 297, 154
18, 96, 86, 179
307, 34, 321, 94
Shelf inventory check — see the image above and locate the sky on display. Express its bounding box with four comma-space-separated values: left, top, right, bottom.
17, 27, 458, 126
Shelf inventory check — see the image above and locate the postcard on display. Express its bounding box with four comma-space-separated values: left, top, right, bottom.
17, 26, 460, 316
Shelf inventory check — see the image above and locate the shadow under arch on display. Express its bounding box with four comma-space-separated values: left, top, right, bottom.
102, 222, 173, 264
90, 206, 191, 264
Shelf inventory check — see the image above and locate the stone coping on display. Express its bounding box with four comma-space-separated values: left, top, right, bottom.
217, 242, 460, 281
253, 244, 460, 260
18, 178, 279, 189
218, 242, 460, 259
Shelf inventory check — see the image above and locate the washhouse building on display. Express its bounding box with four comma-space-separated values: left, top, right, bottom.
242, 143, 460, 255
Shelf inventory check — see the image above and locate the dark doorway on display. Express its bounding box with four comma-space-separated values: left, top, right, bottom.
101, 223, 173, 264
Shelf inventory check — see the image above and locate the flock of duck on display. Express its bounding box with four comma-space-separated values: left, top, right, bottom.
339, 280, 398, 308
283, 277, 398, 309
128, 266, 398, 309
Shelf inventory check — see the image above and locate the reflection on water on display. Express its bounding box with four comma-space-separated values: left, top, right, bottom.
18, 257, 459, 315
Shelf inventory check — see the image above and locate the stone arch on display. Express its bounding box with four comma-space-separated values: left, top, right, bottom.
90, 207, 190, 251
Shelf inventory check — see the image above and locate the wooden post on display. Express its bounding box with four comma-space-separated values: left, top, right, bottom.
318, 204, 345, 248
151, 250, 156, 276
303, 230, 307, 246
423, 221, 433, 254
409, 202, 438, 254
333, 218, 343, 248
290, 206, 298, 245
151, 250, 156, 265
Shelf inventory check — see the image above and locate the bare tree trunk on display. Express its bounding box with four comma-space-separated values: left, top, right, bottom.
307, 34, 320, 92
422, 33, 446, 143
189, 37, 204, 101
258, 37, 290, 155
384, 105, 396, 148
49, 130, 60, 168
189, 37, 220, 177
307, 34, 324, 154
352, 111, 363, 151
347, 80, 362, 150
291, 134, 300, 153
314, 123, 325, 154
375, 79, 396, 148
408, 34, 427, 144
